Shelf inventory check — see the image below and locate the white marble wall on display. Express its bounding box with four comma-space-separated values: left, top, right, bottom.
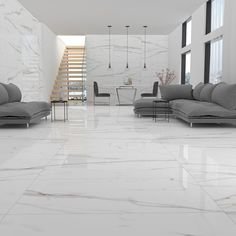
0, 0, 42, 101
86, 35, 168, 105
0, 0, 65, 102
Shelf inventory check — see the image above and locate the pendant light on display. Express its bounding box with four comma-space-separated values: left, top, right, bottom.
126, 25, 130, 69
143, 26, 148, 69
108, 25, 112, 69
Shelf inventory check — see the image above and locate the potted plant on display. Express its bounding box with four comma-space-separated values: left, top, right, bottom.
156, 69, 176, 86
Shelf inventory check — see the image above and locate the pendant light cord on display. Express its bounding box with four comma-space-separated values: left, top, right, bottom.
108, 25, 112, 69
126, 26, 130, 69
144, 26, 147, 69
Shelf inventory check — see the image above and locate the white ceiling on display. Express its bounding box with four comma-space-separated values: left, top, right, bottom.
18, 0, 206, 35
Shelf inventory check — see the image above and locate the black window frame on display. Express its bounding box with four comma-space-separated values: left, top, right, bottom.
182, 22, 187, 48
204, 42, 211, 83
206, 0, 212, 34
181, 51, 191, 85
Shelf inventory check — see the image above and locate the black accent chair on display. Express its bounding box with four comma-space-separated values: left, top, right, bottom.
141, 81, 159, 98
93, 82, 111, 105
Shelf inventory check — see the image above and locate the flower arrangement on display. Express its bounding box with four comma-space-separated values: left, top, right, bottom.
156, 69, 176, 86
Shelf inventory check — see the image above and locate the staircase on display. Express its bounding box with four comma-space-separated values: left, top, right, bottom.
50, 46, 86, 102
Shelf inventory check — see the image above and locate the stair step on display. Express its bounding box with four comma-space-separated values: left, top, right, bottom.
63, 54, 85, 56
59, 71, 86, 75
53, 85, 84, 89
63, 58, 85, 60
66, 46, 85, 49
69, 94, 84, 97
53, 84, 83, 88
57, 75, 85, 78
55, 80, 84, 83
60, 62, 85, 65
63, 57, 84, 59
65, 50, 85, 53
52, 90, 84, 94
63, 55, 84, 57
61, 60, 85, 63
64, 52, 84, 55
59, 67, 86, 70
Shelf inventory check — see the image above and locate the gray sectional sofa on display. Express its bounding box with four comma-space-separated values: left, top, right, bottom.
0, 83, 51, 127
134, 82, 236, 127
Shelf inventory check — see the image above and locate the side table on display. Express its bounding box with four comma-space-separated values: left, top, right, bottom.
51, 100, 69, 122
153, 99, 170, 123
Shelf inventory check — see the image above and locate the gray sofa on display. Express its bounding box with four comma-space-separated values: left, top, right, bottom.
134, 83, 236, 126
0, 83, 51, 127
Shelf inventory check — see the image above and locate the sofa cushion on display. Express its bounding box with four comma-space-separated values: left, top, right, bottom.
0, 102, 51, 119
134, 98, 168, 109
0, 84, 9, 105
199, 83, 216, 102
211, 83, 236, 110
170, 99, 236, 118
193, 82, 205, 100
1, 83, 22, 103
160, 85, 193, 101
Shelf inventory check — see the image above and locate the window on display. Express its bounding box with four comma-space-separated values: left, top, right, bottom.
181, 51, 191, 84
206, 0, 224, 34
210, 37, 223, 83
204, 37, 223, 84
182, 18, 192, 47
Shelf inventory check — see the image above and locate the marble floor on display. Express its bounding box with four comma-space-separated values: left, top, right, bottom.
0, 105, 236, 235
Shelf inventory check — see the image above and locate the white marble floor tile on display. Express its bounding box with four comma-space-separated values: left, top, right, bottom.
8, 162, 221, 216
0, 179, 34, 215
0, 213, 236, 236
0, 105, 236, 235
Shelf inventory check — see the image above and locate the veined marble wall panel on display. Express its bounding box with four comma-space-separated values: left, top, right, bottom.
0, 0, 42, 101
86, 35, 168, 105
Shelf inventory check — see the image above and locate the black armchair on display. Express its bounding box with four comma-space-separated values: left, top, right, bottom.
141, 81, 159, 98
93, 82, 110, 105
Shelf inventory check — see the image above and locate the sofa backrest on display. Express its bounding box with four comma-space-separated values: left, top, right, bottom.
193, 82, 205, 100
160, 85, 193, 101
0, 83, 22, 103
199, 83, 217, 102
211, 83, 236, 110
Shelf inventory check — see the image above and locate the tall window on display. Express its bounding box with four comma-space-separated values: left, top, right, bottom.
182, 18, 192, 47
210, 37, 223, 84
204, 37, 223, 84
206, 0, 224, 34
181, 51, 191, 84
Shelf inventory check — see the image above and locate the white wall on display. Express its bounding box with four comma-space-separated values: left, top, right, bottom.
223, 0, 236, 83
40, 25, 65, 101
0, 0, 65, 102
168, 0, 236, 85
190, 4, 206, 86
86, 35, 168, 105
168, 27, 182, 83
